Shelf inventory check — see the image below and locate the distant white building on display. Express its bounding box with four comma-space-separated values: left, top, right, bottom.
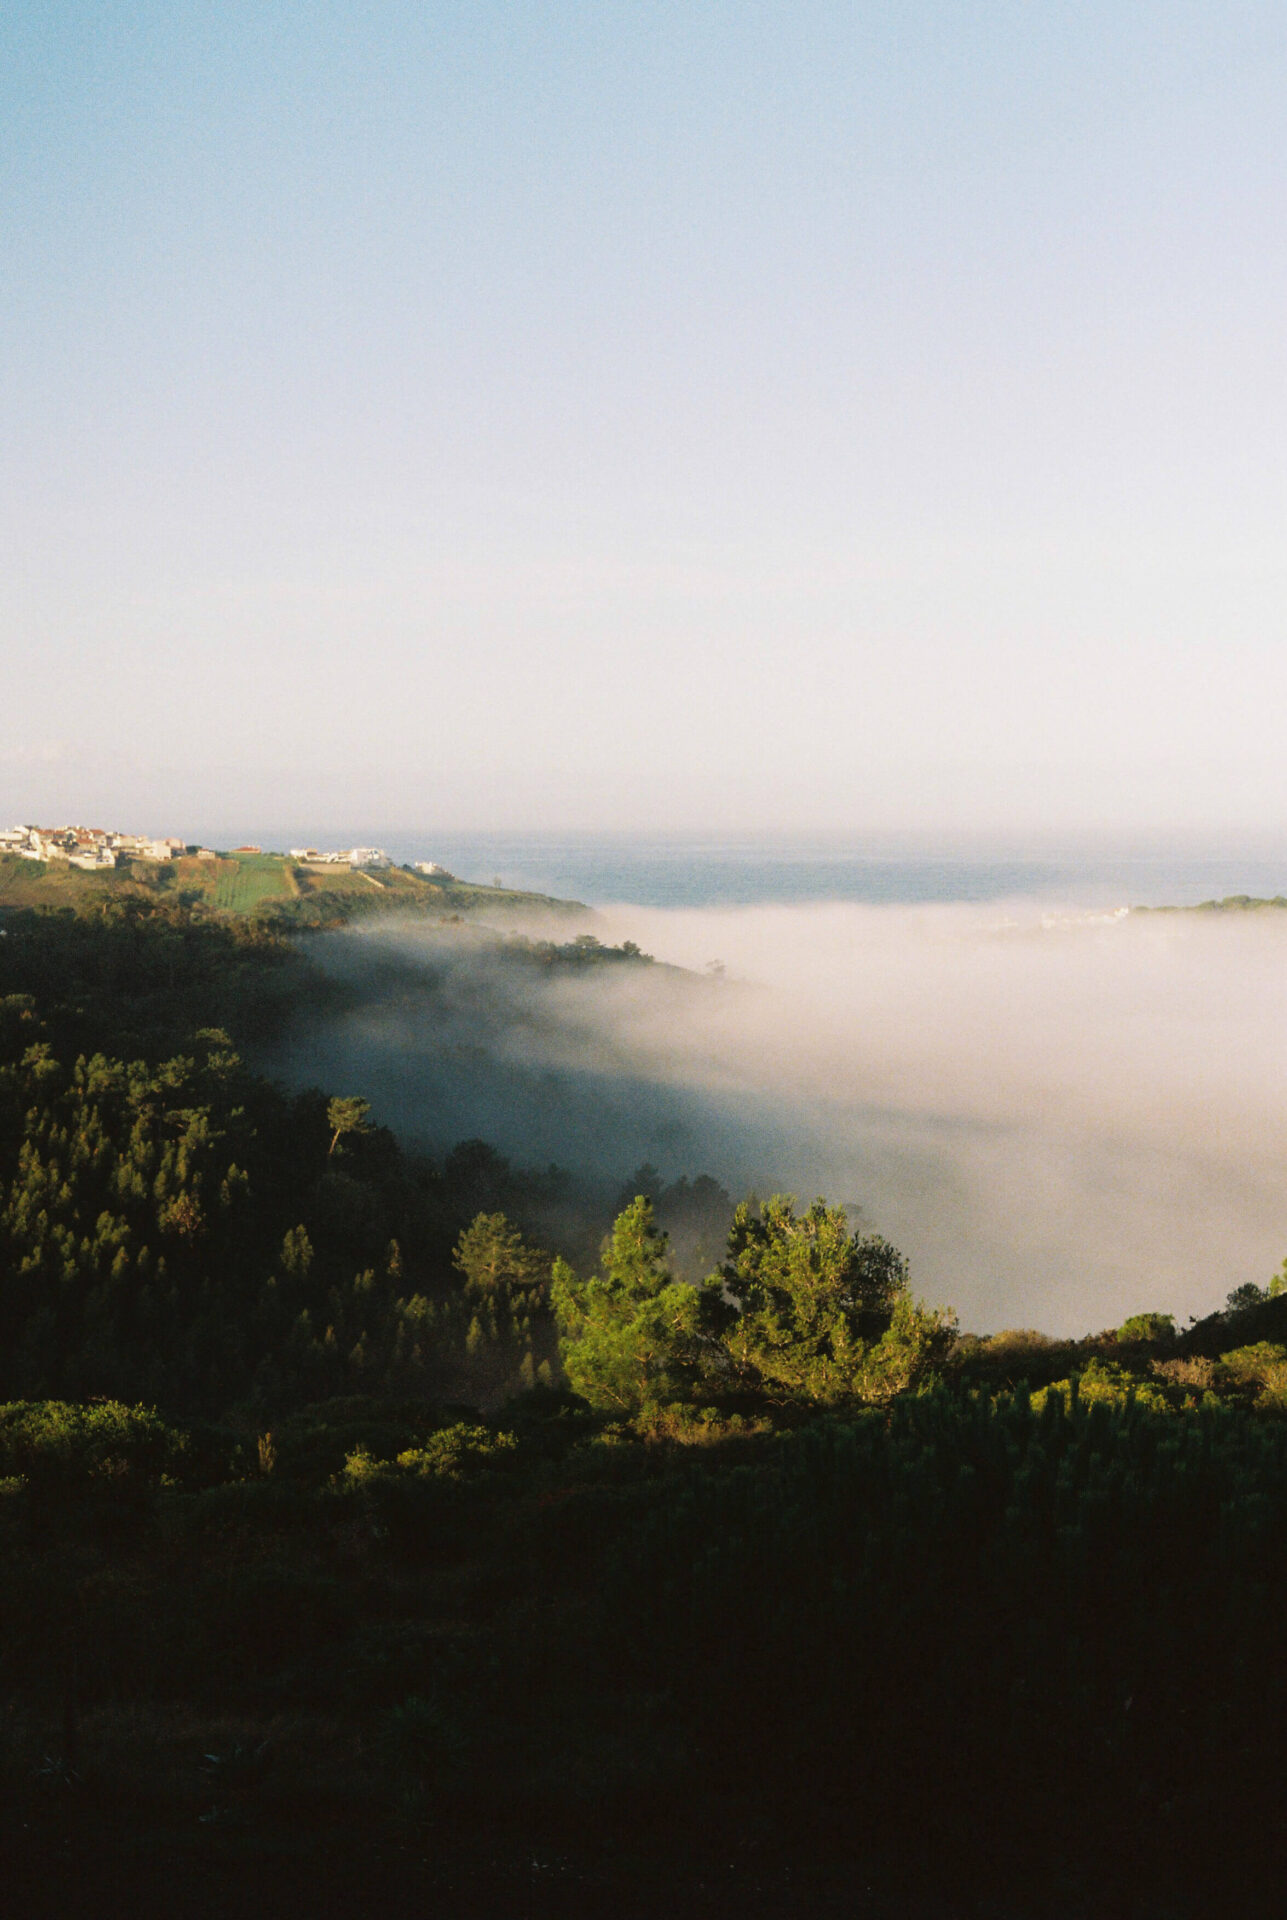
287, 844, 392, 869
414, 861, 452, 877
106, 832, 184, 860
0, 826, 42, 861
67, 828, 118, 869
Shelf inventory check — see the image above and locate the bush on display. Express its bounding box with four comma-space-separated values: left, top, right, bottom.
0, 1399, 181, 1484
1117, 1312, 1176, 1347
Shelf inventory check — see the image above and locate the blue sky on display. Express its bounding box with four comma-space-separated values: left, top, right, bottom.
3, 2, 1286, 837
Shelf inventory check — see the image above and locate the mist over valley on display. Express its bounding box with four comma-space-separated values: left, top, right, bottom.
263, 896, 1287, 1335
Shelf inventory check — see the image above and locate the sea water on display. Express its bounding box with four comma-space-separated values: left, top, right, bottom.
371, 831, 1287, 912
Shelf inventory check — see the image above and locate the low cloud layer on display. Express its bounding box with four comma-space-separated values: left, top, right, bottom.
274, 902, 1287, 1335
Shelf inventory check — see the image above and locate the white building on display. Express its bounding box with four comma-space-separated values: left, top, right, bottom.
288, 845, 392, 869
0, 826, 41, 861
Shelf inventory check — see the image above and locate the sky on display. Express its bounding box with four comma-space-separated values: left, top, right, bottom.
3, 2, 1287, 838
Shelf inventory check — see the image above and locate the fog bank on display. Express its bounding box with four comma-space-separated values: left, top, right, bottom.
276, 902, 1287, 1335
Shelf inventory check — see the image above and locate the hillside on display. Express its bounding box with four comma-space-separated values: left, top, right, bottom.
1133, 892, 1287, 913
0, 848, 581, 926
2, 889, 1287, 1911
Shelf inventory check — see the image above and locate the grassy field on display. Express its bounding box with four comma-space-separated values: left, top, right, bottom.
209, 852, 295, 912
0, 856, 125, 910
296, 862, 406, 898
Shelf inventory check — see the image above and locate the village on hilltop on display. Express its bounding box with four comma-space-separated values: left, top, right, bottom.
0, 824, 454, 878
0, 824, 191, 869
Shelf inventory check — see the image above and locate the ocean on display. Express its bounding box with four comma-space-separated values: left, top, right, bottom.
369, 831, 1287, 912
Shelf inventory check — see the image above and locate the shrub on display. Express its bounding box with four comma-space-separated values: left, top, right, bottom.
0, 1399, 180, 1483
1117, 1312, 1176, 1347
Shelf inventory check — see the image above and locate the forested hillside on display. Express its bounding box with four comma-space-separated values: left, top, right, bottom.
2, 893, 1286, 1915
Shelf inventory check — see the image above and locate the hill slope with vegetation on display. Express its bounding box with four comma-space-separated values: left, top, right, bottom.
1, 886, 1286, 1913
0, 846, 581, 927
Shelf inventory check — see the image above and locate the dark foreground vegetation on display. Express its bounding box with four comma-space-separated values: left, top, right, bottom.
1, 896, 1286, 1914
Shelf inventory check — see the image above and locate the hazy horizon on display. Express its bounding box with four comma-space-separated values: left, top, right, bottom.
11, 818, 1287, 912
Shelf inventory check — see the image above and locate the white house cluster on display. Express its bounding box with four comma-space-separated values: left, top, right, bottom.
0, 825, 193, 869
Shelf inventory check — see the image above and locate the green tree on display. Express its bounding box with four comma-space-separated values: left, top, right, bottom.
1117, 1311, 1176, 1347
453, 1212, 550, 1295
327, 1096, 371, 1158
551, 1197, 718, 1413
718, 1196, 952, 1406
